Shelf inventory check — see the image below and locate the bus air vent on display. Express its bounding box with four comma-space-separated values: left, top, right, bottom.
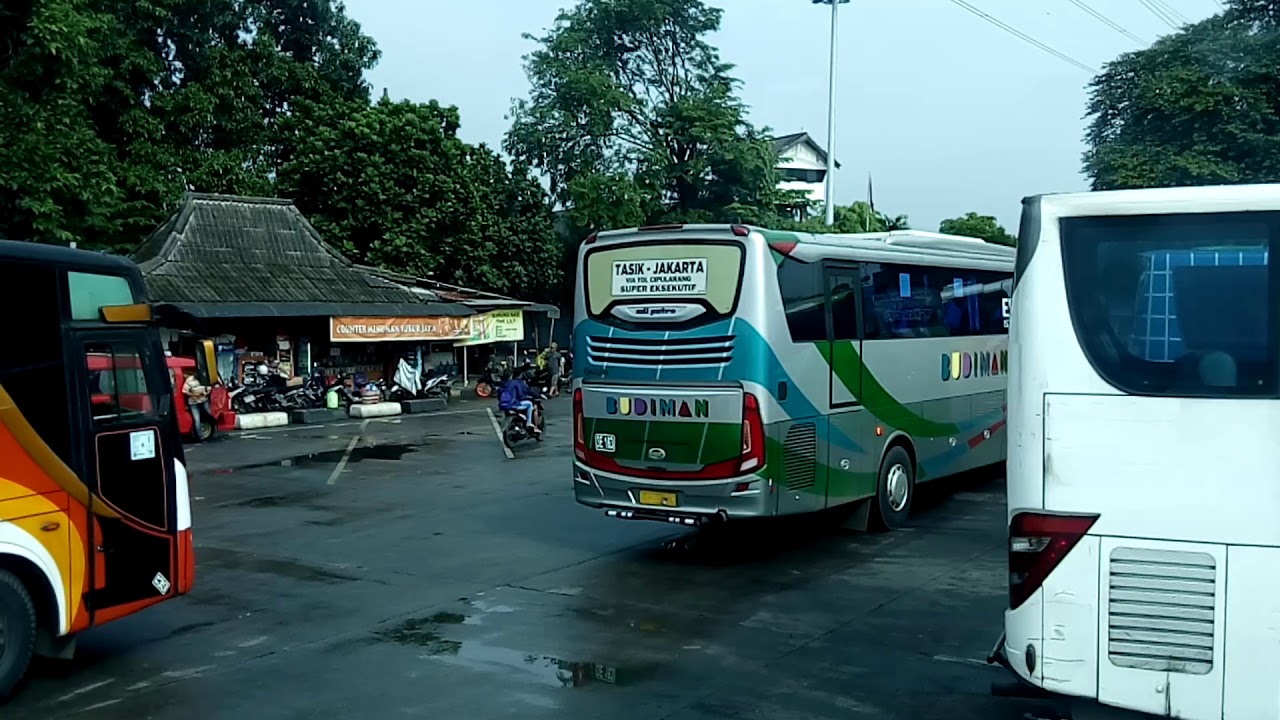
586, 335, 733, 367
782, 423, 817, 490
1107, 547, 1216, 675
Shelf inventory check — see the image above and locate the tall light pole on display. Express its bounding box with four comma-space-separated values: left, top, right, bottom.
813, 0, 848, 227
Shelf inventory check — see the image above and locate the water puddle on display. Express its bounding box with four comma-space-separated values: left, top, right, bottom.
197, 546, 358, 584
373, 612, 659, 688
235, 443, 419, 471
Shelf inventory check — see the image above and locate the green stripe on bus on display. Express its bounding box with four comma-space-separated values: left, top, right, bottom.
818, 341, 960, 437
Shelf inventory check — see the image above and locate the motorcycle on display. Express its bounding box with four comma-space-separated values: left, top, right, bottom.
421, 372, 451, 398
500, 376, 546, 449
474, 364, 505, 398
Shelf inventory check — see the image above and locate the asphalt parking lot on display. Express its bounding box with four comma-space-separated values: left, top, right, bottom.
5, 397, 1064, 720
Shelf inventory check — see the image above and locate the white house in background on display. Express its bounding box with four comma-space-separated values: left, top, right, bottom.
772, 132, 840, 213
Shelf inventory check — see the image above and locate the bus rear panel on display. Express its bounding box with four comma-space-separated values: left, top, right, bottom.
999, 187, 1280, 720
572, 226, 770, 523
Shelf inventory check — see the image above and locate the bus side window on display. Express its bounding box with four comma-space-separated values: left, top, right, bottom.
829, 273, 858, 340
776, 259, 826, 343
0, 262, 74, 465
85, 343, 156, 424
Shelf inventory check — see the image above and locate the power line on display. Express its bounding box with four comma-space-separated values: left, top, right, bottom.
944, 0, 1098, 74
1152, 0, 1191, 23
1064, 0, 1147, 44
1138, 0, 1181, 28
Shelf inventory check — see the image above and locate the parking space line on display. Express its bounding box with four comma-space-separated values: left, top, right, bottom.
932, 654, 993, 668
486, 408, 515, 460
327, 419, 370, 485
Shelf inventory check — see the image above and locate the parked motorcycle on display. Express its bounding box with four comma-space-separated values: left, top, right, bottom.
474, 364, 504, 398
421, 372, 451, 399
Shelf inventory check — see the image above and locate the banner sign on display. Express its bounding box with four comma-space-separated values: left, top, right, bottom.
455, 309, 525, 347
329, 316, 471, 343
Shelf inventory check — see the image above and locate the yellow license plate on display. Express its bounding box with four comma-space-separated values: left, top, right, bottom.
638, 490, 678, 508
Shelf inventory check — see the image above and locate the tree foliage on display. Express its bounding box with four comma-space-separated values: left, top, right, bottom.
279, 98, 564, 301
938, 212, 1016, 246
1084, 0, 1280, 189
0, 0, 562, 300
787, 203, 909, 234
505, 0, 798, 238
0, 0, 380, 249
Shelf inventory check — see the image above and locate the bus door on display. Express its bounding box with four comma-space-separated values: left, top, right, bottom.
71, 329, 179, 622
823, 263, 868, 509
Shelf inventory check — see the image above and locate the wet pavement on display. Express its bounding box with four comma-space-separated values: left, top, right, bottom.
6, 398, 1064, 720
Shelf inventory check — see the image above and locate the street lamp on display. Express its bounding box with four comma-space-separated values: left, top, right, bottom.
812, 0, 849, 227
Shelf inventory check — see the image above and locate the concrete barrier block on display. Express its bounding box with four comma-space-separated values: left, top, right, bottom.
235, 412, 290, 430
290, 408, 348, 425
400, 398, 447, 414
348, 402, 403, 419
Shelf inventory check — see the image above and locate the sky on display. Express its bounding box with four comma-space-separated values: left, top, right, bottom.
345, 0, 1222, 232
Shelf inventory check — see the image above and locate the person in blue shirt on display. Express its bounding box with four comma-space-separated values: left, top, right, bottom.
497, 369, 541, 436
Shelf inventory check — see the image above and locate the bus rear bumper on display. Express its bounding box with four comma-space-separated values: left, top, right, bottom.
988, 632, 1054, 699
573, 461, 770, 521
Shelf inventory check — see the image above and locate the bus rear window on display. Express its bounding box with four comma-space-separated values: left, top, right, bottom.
584, 242, 743, 319
1060, 213, 1279, 397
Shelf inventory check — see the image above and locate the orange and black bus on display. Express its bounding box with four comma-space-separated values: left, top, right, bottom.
0, 240, 194, 701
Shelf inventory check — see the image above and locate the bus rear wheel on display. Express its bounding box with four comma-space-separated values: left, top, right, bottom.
871, 446, 914, 532
0, 570, 36, 704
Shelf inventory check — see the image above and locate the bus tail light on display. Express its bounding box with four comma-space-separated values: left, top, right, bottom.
1008, 511, 1099, 610
573, 388, 586, 460
739, 392, 765, 472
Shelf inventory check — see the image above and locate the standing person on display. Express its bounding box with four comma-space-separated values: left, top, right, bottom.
182, 370, 211, 441
546, 342, 563, 398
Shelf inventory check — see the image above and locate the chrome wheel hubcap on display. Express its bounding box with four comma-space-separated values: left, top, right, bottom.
886, 464, 910, 512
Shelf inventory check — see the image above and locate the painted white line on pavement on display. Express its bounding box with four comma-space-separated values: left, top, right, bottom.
327, 419, 370, 485
932, 655, 994, 668
486, 408, 515, 460
56, 678, 115, 703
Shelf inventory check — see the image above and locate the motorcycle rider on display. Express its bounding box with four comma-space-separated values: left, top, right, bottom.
497, 369, 541, 437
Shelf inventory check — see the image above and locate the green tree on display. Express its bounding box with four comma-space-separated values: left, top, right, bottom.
0, 0, 380, 250
505, 0, 798, 236
278, 97, 564, 301
938, 212, 1016, 246
1084, 1, 1280, 190
790, 202, 909, 234
0, 0, 127, 246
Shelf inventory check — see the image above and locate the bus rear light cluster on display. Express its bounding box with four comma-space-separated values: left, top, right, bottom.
1008, 511, 1099, 610
738, 392, 765, 473
573, 388, 585, 461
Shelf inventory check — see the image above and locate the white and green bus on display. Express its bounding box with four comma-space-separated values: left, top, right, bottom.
571, 224, 1014, 530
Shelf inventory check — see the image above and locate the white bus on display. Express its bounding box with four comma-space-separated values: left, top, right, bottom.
990, 185, 1280, 719
572, 224, 1014, 530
